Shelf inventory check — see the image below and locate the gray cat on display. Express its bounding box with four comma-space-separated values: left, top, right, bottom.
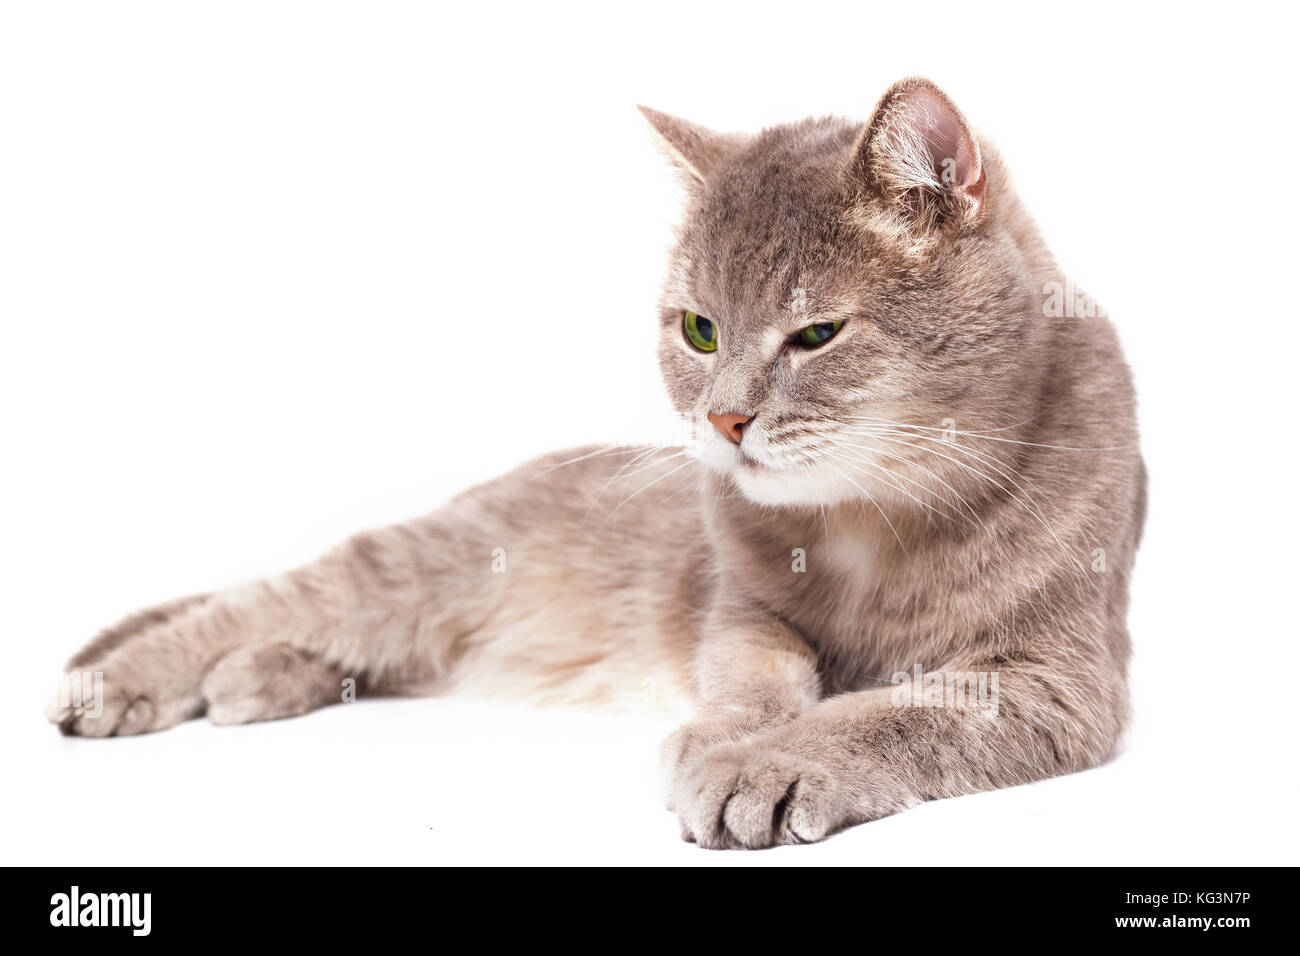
49, 77, 1145, 849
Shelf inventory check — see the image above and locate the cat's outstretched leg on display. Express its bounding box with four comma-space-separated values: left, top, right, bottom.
47, 516, 485, 736
48, 589, 353, 736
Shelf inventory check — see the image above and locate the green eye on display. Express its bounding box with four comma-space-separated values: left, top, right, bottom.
798, 320, 844, 347
683, 311, 718, 352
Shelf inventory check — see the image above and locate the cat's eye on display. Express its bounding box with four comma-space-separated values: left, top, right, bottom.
797, 320, 844, 347
683, 311, 718, 352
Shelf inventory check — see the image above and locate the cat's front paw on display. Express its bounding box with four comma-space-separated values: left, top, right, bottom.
661, 711, 785, 810
47, 594, 212, 737
661, 715, 749, 784
46, 665, 202, 737
672, 741, 855, 849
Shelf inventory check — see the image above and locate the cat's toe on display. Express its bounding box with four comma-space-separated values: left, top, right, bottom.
675, 743, 849, 849
47, 671, 199, 737
46, 680, 138, 737
721, 751, 811, 848
772, 768, 852, 845
660, 712, 772, 809
45, 697, 84, 735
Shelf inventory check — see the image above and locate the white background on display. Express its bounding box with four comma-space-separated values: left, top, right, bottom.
2, 1, 1296, 865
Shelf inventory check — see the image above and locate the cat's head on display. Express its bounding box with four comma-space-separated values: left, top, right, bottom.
644, 78, 1047, 510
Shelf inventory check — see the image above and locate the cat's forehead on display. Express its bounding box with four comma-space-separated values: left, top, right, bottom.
698, 121, 854, 235
670, 163, 863, 317
673, 122, 882, 324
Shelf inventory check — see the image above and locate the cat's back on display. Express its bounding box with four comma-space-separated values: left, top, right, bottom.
443, 443, 712, 579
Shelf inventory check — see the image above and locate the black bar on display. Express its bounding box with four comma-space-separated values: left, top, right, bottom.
11, 866, 1280, 943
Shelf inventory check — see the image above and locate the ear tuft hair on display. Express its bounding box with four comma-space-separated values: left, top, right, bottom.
847, 78, 985, 231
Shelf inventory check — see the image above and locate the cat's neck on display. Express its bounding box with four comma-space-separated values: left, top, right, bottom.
703, 474, 946, 574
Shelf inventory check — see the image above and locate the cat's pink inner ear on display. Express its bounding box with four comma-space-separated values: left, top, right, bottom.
902, 88, 984, 201
855, 78, 986, 225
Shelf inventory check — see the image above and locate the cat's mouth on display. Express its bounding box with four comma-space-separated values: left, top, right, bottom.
690, 427, 861, 507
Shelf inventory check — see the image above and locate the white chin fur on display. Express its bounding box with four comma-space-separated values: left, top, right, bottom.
730, 465, 862, 508
687, 436, 864, 508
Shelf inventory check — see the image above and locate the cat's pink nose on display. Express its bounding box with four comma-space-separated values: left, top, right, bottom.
707, 412, 750, 444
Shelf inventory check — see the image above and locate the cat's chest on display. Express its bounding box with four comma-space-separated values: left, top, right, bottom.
732, 524, 896, 650
752, 528, 968, 692
821, 530, 880, 594
784, 535, 886, 636
708, 495, 943, 675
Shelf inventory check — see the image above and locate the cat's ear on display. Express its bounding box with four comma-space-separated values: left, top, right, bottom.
847, 78, 985, 231
637, 106, 743, 183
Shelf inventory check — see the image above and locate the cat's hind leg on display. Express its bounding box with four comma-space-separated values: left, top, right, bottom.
48, 516, 471, 737
200, 644, 349, 726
